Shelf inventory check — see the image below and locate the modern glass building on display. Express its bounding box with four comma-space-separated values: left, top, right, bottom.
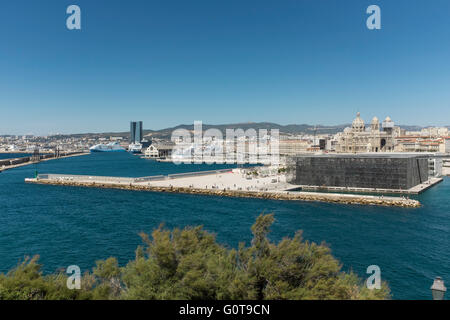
130, 121, 143, 144
287, 154, 429, 190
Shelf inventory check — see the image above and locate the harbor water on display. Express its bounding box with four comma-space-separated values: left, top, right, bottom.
0, 152, 449, 299
0, 153, 32, 160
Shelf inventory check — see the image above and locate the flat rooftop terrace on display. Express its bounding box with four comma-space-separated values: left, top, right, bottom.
290, 153, 433, 159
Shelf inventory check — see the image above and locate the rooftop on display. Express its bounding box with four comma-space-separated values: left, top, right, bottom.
290, 153, 438, 159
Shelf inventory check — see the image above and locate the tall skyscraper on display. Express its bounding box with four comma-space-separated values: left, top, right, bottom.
130, 121, 143, 144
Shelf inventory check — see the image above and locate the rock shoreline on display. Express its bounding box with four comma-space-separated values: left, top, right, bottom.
26, 178, 421, 208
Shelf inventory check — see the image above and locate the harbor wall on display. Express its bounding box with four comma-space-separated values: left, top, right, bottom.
0, 152, 88, 172
25, 177, 421, 208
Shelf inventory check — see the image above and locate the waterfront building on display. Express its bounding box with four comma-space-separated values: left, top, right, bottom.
443, 158, 450, 176
278, 134, 335, 156
337, 113, 399, 153
278, 138, 311, 156
287, 154, 429, 190
395, 136, 444, 153
428, 158, 443, 177
144, 142, 174, 159
445, 138, 450, 153
130, 121, 143, 144
144, 145, 159, 158
418, 127, 449, 137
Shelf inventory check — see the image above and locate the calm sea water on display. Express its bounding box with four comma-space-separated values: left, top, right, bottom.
0, 152, 449, 299
0, 153, 31, 160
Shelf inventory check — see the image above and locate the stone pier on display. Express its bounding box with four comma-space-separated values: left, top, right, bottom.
25, 170, 421, 208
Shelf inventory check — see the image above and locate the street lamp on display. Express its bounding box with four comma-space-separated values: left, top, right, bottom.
431, 277, 446, 300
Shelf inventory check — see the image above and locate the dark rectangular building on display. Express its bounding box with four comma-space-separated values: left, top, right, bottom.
287, 154, 429, 190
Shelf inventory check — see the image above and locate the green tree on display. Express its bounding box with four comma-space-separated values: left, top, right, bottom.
121, 225, 237, 299
0, 256, 93, 300
0, 214, 390, 300
233, 214, 389, 299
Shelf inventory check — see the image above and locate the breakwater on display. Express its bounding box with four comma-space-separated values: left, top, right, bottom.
25, 176, 421, 208
0, 152, 88, 172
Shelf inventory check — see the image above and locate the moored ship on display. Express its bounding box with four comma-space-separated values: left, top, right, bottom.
89, 142, 126, 152
128, 143, 142, 154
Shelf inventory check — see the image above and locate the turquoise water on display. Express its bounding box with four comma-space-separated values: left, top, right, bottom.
0, 152, 449, 299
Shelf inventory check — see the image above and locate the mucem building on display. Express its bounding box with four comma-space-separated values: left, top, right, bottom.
287, 154, 429, 190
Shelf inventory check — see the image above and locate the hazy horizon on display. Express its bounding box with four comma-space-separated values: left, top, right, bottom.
2, 119, 449, 137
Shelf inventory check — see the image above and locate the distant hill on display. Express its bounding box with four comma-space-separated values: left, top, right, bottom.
142, 122, 351, 140
40, 123, 449, 139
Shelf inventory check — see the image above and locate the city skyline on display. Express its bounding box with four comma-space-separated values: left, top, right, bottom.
2, 118, 450, 137
1, 0, 450, 135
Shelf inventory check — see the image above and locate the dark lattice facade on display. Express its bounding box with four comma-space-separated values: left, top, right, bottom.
287, 154, 428, 190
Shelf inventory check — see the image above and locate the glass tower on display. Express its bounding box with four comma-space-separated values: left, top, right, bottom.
130, 121, 143, 144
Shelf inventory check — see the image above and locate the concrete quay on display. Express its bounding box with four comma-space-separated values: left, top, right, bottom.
0, 152, 89, 173
25, 170, 421, 208
298, 177, 443, 195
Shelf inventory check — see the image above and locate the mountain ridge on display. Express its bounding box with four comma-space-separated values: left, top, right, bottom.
30, 122, 448, 139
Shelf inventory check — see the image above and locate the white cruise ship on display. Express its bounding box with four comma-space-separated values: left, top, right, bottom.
128, 143, 142, 154
89, 142, 126, 152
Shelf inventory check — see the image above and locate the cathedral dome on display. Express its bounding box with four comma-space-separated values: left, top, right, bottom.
371, 116, 379, 124
352, 112, 365, 132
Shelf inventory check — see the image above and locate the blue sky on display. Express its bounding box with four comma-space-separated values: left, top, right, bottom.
1, 0, 449, 135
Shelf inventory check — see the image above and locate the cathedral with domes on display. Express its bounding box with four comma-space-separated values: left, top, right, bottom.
336, 112, 400, 153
